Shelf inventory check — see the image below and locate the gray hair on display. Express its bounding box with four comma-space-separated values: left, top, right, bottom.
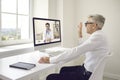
88, 14, 105, 30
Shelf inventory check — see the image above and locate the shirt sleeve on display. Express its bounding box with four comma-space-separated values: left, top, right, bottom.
50, 34, 103, 64
78, 38, 84, 45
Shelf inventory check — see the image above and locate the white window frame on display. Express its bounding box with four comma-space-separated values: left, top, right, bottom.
0, 0, 33, 47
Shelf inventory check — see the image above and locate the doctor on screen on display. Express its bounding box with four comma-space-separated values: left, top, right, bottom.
43, 23, 53, 43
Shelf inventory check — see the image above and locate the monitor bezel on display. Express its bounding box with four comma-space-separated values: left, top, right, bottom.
33, 17, 61, 47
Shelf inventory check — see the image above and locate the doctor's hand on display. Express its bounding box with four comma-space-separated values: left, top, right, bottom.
38, 57, 50, 63
78, 22, 83, 38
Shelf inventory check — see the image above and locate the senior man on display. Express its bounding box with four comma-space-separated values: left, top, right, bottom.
38, 14, 109, 80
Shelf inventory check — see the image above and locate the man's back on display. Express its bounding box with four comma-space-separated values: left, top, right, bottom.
84, 30, 109, 72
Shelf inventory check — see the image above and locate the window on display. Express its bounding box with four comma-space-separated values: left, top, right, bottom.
0, 0, 31, 46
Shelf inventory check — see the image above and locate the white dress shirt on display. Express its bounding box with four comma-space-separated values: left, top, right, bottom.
50, 30, 109, 72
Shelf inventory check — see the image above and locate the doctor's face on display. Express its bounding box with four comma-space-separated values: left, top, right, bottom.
85, 18, 97, 34
45, 24, 50, 30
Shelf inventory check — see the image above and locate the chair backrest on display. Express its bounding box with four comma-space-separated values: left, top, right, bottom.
89, 52, 110, 80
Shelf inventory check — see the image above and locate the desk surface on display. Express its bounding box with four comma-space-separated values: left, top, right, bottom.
0, 51, 55, 80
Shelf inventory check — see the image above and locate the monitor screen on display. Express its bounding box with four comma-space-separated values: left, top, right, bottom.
33, 18, 61, 47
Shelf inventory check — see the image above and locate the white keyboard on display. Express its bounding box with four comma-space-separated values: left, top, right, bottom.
39, 47, 67, 57
47, 50, 65, 57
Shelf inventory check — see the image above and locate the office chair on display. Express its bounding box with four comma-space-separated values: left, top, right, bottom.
89, 52, 111, 80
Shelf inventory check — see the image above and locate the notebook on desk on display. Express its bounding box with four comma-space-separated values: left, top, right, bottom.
9, 62, 36, 70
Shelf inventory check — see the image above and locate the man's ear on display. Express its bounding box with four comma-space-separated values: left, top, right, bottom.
93, 24, 97, 29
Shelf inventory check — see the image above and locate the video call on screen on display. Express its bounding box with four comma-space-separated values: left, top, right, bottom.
33, 18, 61, 45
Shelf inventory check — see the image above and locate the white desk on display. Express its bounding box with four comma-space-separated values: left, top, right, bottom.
0, 51, 55, 80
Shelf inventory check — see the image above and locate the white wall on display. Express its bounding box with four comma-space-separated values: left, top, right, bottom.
33, 0, 48, 18
62, 0, 77, 47
48, 0, 57, 19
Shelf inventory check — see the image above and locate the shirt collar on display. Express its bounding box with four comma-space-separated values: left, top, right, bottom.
90, 30, 102, 36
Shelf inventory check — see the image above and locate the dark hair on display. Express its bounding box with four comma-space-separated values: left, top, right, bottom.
45, 23, 50, 26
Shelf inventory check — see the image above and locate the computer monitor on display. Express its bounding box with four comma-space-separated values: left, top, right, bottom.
33, 17, 61, 51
